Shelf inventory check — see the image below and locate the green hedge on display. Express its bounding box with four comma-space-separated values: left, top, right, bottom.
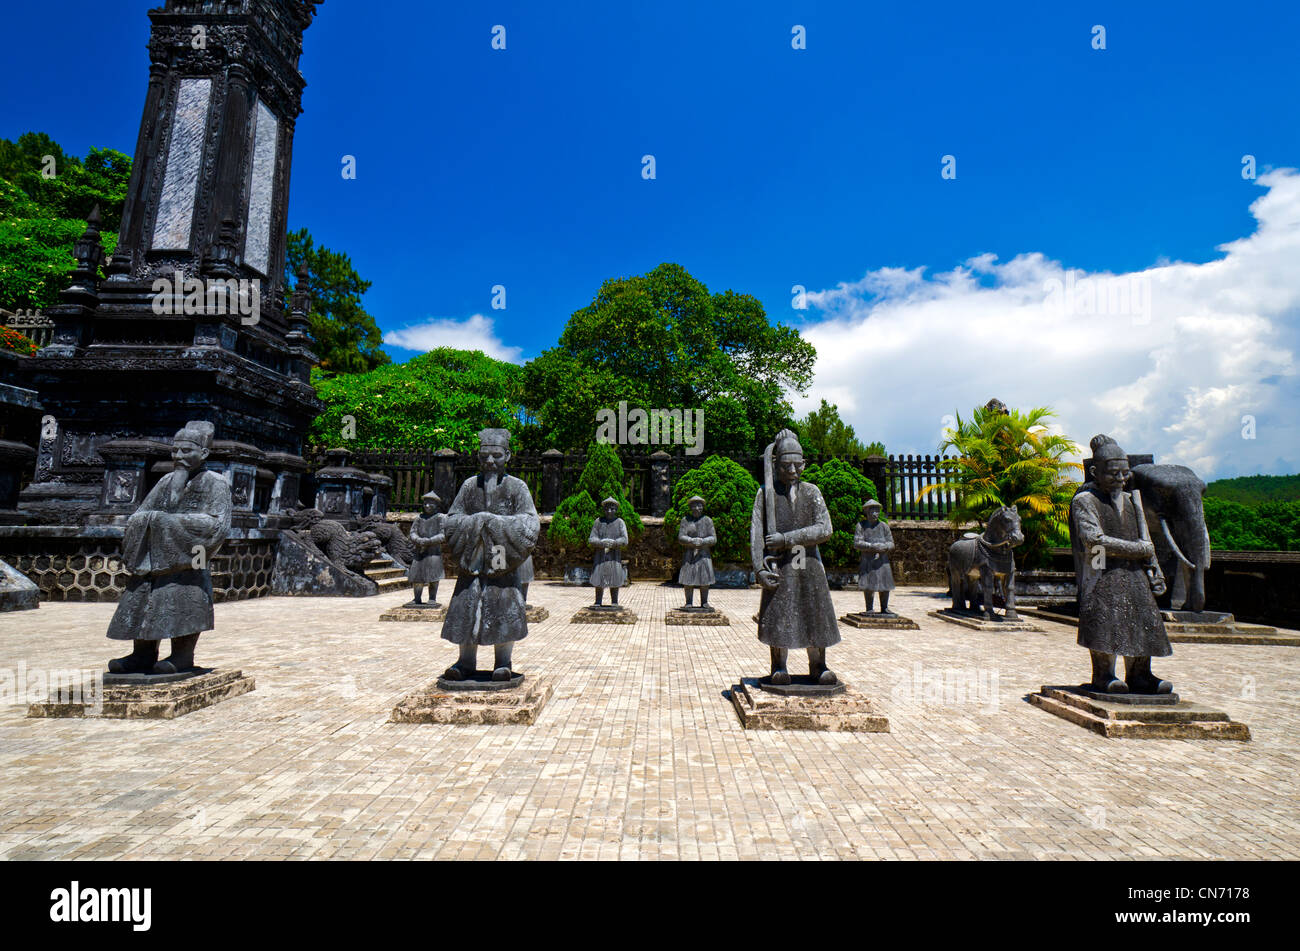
662, 455, 760, 564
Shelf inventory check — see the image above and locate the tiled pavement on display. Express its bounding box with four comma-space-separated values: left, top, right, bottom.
0, 584, 1296, 860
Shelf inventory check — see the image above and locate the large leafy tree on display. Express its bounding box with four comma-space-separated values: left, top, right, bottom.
523, 263, 815, 453
922, 403, 1081, 568
0, 133, 129, 310
794, 399, 884, 458
284, 227, 388, 375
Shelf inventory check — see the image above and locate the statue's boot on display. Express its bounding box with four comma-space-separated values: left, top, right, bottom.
685, 588, 695, 608
492, 643, 514, 682
108, 639, 158, 674
154, 634, 199, 675
769, 647, 791, 685
444, 643, 477, 681
700, 590, 710, 609
809, 647, 837, 685
879, 591, 895, 616
1090, 650, 1127, 693
1125, 656, 1172, 695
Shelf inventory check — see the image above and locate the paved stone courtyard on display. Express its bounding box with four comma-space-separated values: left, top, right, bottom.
1, 584, 1296, 860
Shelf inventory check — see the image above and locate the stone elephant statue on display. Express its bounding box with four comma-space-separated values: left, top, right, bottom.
1129, 463, 1210, 613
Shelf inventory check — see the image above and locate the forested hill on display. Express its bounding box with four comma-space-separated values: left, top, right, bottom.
1205, 474, 1300, 507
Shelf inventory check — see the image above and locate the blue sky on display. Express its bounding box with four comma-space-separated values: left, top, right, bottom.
3, 1, 1299, 475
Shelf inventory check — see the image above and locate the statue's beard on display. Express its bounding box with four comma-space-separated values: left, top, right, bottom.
1106, 485, 1126, 507
481, 470, 502, 491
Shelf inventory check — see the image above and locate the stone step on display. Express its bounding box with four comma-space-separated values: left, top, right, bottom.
366, 568, 407, 581
374, 576, 410, 592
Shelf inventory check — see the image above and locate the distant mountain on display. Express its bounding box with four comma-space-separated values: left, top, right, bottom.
1205, 474, 1300, 507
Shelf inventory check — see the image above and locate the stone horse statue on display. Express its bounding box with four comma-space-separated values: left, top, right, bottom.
947, 505, 1025, 620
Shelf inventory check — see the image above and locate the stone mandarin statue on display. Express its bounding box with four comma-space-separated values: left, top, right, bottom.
751, 428, 841, 685
407, 490, 446, 607
440, 429, 540, 682
589, 497, 629, 607
1070, 434, 1173, 694
853, 498, 896, 614
107, 421, 232, 675
677, 495, 717, 609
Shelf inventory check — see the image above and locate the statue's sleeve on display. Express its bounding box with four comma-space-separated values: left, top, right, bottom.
443, 479, 480, 566
147, 473, 231, 575
784, 485, 833, 547
699, 517, 716, 548
477, 478, 538, 574
853, 520, 869, 551
614, 518, 628, 548
120, 474, 172, 572
1073, 493, 1147, 560
750, 488, 766, 574
677, 521, 691, 545
588, 521, 602, 547
880, 523, 895, 552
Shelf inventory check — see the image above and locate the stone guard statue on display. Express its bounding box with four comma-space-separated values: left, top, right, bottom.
589, 497, 629, 607
407, 490, 445, 607
677, 495, 716, 609
853, 498, 895, 614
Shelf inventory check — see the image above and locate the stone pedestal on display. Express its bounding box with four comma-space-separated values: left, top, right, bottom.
839, 611, 919, 630
665, 605, 730, 625
525, 604, 549, 622
728, 677, 889, 732
380, 602, 447, 622
928, 608, 1042, 632
1162, 610, 1294, 645
1028, 685, 1250, 740
389, 675, 552, 726
27, 669, 254, 720
571, 605, 638, 624
0, 558, 39, 611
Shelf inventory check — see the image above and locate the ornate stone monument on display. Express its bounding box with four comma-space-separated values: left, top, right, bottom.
731, 429, 886, 731
390, 429, 551, 725
841, 498, 917, 630
931, 505, 1040, 631
1029, 435, 1249, 740
666, 495, 728, 626
271, 506, 382, 596
571, 497, 637, 624
381, 490, 446, 621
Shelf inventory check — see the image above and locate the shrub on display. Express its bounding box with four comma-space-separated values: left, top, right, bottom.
663, 455, 760, 564
0, 327, 38, 356
548, 443, 644, 550
802, 458, 879, 567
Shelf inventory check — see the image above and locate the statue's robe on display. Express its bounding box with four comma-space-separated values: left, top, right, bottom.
107, 469, 232, 641
441, 473, 539, 646
677, 515, 717, 587
407, 512, 445, 584
750, 482, 840, 649
1070, 486, 1170, 657
517, 555, 535, 587
588, 516, 628, 588
855, 519, 896, 592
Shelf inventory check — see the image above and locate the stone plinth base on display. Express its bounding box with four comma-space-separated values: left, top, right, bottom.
728, 677, 889, 732
666, 606, 730, 625
571, 605, 638, 624
389, 675, 552, 726
1022, 605, 1298, 645
380, 603, 447, 622
929, 609, 1042, 632
526, 605, 549, 622
27, 669, 255, 720
1028, 685, 1250, 741
839, 611, 919, 630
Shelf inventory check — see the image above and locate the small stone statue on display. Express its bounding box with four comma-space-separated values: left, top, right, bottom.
107, 421, 232, 675
853, 499, 895, 614
441, 429, 539, 682
406, 490, 445, 607
677, 495, 716, 609
751, 428, 840, 685
589, 497, 629, 607
1070, 434, 1172, 694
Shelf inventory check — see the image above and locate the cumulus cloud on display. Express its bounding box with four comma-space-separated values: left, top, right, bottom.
797, 170, 1300, 479
384, 313, 523, 364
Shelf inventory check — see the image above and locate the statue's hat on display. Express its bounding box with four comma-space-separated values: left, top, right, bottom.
173, 420, 214, 449
771, 428, 803, 458
687, 495, 706, 504
862, 498, 883, 511
421, 490, 441, 502
601, 496, 620, 507
478, 428, 511, 448
1090, 434, 1127, 462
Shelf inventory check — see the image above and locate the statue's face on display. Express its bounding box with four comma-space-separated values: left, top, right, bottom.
689, 500, 704, 518
1095, 459, 1130, 494
423, 499, 438, 515
172, 439, 207, 472
776, 454, 804, 486
603, 501, 619, 517
478, 444, 509, 475
864, 507, 880, 524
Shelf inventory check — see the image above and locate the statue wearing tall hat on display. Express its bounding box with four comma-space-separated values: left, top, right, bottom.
677, 495, 717, 609
750, 428, 841, 684
1070, 434, 1173, 694
440, 428, 540, 681
406, 490, 446, 607
854, 498, 896, 614
589, 497, 629, 607
106, 421, 232, 675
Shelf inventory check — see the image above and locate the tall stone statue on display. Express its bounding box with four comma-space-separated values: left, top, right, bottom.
440, 429, 540, 682
107, 421, 232, 675
589, 497, 629, 607
1070, 434, 1172, 694
751, 429, 840, 685
406, 490, 445, 607
677, 495, 716, 609
854, 498, 895, 614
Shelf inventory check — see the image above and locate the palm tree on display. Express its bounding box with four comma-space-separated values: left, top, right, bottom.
921, 402, 1082, 567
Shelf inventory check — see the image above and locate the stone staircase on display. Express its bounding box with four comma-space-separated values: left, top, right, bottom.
364, 557, 410, 593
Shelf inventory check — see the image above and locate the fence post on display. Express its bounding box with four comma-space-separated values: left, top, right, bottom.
433, 448, 458, 504
541, 448, 563, 513
862, 454, 888, 513
650, 450, 671, 517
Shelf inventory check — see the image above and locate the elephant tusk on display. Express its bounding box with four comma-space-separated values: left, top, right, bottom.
1159, 517, 1196, 570
1204, 527, 1212, 569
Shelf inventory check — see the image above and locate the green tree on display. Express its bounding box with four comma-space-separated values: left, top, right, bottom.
794, 399, 883, 458
922, 403, 1081, 568
284, 227, 389, 375
548, 442, 644, 550
523, 263, 815, 453
309, 348, 524, 450
802, 458, 879, 567
662, 455, 761, 564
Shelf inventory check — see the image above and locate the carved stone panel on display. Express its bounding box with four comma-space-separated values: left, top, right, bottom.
152, 78, 213, 251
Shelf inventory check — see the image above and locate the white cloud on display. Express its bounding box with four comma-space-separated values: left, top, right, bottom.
384, 313, 523, 364
797, 169, 1300, 479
